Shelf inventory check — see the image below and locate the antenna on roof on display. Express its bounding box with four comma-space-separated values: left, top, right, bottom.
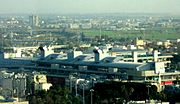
50, 32, 52, 41
10, 31, 13, 47
99, 24, 102, 40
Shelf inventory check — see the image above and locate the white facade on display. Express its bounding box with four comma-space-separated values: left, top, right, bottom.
34, 83, 52, 91
81, 23, 92, 29
33, 74, 52, 91
153, 50, 159, 62
70, 24, 79, 29
132, 51, 138, 63
155, 62, 165, 74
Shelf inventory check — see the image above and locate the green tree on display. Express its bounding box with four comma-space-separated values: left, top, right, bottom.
29, 86, 80, 104
93, 81, 158, 103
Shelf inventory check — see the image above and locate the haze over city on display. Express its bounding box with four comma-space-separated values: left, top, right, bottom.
1, 0, 180, 104
0, 0, 180, 14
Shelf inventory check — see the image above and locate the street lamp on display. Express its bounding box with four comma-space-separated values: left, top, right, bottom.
69, 75, 75, 93
75, 79, 78, 96
82, 83, 85, 104
16, 79, 21, 102
90, 89, 94, 104
147, 85, 151, 100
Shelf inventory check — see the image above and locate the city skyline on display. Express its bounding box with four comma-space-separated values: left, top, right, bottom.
0, 0, 180, 14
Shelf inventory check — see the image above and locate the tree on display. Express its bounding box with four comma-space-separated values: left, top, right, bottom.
121, 85, 134, 103
29, 86, 80, 104
92, 81, 158, 103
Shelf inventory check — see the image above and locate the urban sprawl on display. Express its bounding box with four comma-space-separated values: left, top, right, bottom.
0, 14, 180, 104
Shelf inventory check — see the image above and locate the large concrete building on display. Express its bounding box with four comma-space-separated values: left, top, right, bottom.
32, 48, 177, 91
0, 71, 27, 99
0, 46, 179, 91
29, 15, 39, 28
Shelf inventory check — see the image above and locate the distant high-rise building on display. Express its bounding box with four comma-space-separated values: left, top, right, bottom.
29, 15, 39, 28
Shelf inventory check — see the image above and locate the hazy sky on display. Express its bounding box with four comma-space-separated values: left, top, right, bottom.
0, 0, 180, 14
